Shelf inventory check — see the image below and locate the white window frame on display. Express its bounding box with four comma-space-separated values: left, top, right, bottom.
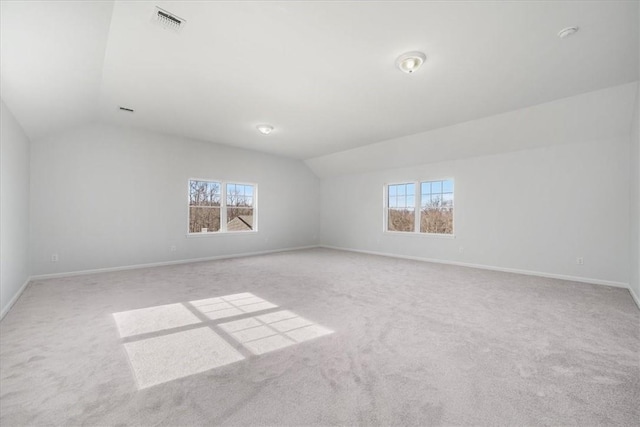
384, 181, 418, 233
187, 178, 258, 236
383, 179, 455, 237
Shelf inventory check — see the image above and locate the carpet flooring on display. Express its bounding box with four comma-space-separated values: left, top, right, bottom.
0, 248, 638, 426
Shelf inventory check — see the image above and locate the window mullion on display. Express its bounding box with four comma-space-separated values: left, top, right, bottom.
415, 183, 421, 233
383, 185, 388, 232
220, 182, 228, 232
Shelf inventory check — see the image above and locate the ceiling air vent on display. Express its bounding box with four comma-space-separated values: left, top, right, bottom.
152, 7, 185, 32
119, 106, 134, 113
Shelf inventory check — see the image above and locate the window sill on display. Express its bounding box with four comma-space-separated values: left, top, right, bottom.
383, 231, 456, 239
186, 231, 259, 238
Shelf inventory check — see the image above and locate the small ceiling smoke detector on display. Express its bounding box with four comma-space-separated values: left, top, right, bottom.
558, 26, 579, 39
152, 7, 185, 32
395, 51, 427, 74
256, 124, 274, 135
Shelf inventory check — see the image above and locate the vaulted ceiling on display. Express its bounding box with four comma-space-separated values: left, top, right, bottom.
1, 1, 638, 159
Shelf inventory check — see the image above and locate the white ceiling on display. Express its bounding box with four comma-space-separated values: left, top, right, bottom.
1, 1, 638, 159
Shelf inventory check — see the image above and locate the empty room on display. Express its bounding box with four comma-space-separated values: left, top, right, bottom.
1, 1, 639, 425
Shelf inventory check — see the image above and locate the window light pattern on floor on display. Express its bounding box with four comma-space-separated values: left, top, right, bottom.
112, 293, 333, 389
191, 292, 278, 320
113, 303, 201, 338
220, 310, 333, 355
123, 327, 244, 389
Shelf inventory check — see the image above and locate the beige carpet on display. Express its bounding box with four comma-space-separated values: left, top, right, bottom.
1, 248, 638, 426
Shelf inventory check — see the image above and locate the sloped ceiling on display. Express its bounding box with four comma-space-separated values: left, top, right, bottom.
1, 1, 638, 159
1, 1, 114, 141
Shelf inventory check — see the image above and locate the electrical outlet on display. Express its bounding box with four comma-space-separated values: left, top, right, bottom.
576, 257, 584, 265
51, 253, 59, 262
170, 245, 177, 252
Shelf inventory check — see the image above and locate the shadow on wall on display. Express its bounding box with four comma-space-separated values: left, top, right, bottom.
112, 293, 333, 389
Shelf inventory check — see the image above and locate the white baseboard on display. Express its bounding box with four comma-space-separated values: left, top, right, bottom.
30, 245, 320, 281
320, 245, 630, 289
0, 276, 31, 321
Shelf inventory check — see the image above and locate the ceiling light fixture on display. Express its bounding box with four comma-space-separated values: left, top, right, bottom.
557, 26, 579, 39
395, 51, 426, 74
256, 124, 274, 135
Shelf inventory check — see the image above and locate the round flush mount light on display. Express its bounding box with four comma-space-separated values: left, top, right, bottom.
256, 124, 274, 135
558, 26, 579, 39
395, 51, 427, 74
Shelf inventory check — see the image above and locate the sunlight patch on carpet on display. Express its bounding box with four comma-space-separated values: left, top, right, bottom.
114, 294, 332, 389
286, 324, 333, 342
191, 293, 278, 320
124, 327, 244, 389
219, 310, 333, 355
113, 303, 201, 338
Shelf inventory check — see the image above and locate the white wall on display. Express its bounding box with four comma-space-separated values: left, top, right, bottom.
30, 124, 320, 276
630, 83, 640, 301
316, 85, 637, 286
306, 83, 638, 179
1, 100, 31, 317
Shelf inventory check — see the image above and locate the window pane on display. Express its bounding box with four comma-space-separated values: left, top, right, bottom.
443, 180, 454, 193
227, 183, 254, 207
189, 207, 220, 233
227, 208, 253, 231
420, 190, 429, 207
388, 209, 415, 232
421, 182, 431, 195
431, 181, 442, 193
190, 180, 220, 206
397, 185, 405, 196
389, 196, 397, 208
389, 186, 396, 197
407, 183, 415, 196
420, 208, 453, 234
226, 184, 235, 205
442, 192, 453, 205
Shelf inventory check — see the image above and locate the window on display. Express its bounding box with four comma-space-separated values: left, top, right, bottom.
189, 180, 221, 233
385, 179, 454, 235
226, 183, 254, 232
387, 183, 415, 232
189, 180, 257, 234
420, 180, 454, 234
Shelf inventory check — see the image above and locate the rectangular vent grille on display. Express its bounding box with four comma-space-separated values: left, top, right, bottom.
153, 7, 185, 32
